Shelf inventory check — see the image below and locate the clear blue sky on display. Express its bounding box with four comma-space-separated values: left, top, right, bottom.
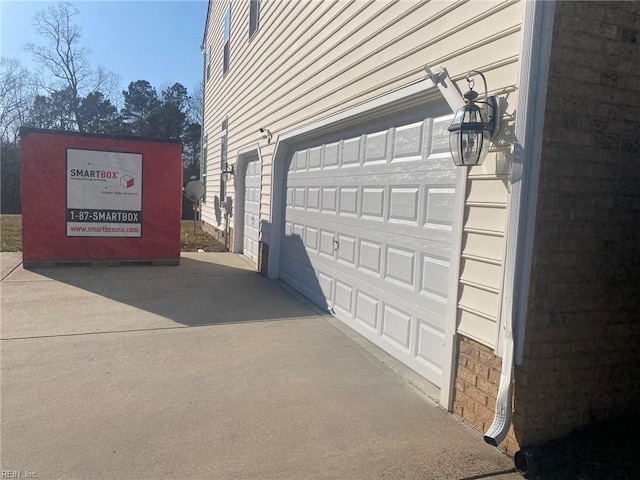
0, 0, 208, 98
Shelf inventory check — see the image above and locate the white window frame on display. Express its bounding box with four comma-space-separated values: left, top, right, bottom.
249, 0, 260, 39
223, 5, 231, 75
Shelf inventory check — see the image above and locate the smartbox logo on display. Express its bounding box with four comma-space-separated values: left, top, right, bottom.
69, 168, 135, 189
70, 169, 119, 179
121, 175, 134, 188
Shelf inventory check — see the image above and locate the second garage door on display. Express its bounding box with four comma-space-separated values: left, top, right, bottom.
243, 158, 260, 263
280, 115, 460, 388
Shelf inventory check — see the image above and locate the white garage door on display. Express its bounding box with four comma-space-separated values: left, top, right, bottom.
280, 115, 459, 387
243, 158, 260, 263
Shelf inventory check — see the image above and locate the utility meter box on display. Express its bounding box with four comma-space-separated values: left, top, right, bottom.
20, 128, 183, 267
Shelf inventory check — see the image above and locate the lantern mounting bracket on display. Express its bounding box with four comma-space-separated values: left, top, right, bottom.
464, 70, 499, 139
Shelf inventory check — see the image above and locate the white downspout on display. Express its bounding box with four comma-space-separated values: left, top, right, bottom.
483, 326, 514, 446
483, 0, 556, 447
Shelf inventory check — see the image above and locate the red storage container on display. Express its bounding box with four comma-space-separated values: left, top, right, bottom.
20, 128, 182, 266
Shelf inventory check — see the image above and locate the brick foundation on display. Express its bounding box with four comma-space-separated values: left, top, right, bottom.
201, 221, 227, 249
453, 336, 519, 455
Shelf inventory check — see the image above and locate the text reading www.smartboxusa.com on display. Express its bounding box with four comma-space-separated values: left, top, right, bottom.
66, 209, 142, 223
68, 225, 140, 234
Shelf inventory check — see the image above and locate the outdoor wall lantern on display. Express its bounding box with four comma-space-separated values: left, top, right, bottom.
221, 163, 235, 182
448, 71, 499, 167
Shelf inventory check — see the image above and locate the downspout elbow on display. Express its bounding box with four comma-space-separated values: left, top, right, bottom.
483, 328, 515, 447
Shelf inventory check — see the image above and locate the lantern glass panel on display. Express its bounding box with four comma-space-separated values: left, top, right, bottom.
448, 103, 492, 166
449, 130, 462, 166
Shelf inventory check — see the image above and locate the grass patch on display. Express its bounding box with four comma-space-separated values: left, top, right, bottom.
0, 215, 22, 252
0, 216, 224, 253
180, 220, 225, 252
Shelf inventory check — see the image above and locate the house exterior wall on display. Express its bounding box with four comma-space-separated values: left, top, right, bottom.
202, 0, 525, 351
201, 0, 537, 452
513, 0, 640, 447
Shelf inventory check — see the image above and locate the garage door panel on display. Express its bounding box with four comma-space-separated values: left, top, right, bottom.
294, 187, 306, 209
308, 146, 322, 170
342, 137, 362, 167
336, 233, 356, 266
294, 150, 307, 171
415, 318, 445, 375
305, 226, 319, 252
323, 142, 340, 169
384, 245, 416, 289
284, 220, 293, 237
334, 280, 355, 318
361, 187, 386, 219
388, 186, 421, 224
243, 158, 260, 263
338, 187, 359, 216
355, 291, 380, 331
418, 291, 448, 317
318, 230, 336, 258
292, 222, 304, 239
321, 187, 337, 213
364, 130, 391, 164
420, 255, 450, 298
392, 121, 425, 162
381, 303, 412, 351
317, 270, 334, 305
430, 116, 454, 156
281, 115, 458, 389
307, 187, 321, 210
358, 239, 383, 276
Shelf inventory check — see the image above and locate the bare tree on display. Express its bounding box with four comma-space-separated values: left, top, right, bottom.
188, 81, 203, 126
0, 58, 35, 213
24, 2, 119, 132
0, 58, 35, 145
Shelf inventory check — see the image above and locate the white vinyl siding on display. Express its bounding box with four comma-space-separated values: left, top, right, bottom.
202, 0, 524, 349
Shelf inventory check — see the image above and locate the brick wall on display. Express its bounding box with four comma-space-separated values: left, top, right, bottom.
513, 0, 640, 447
453, 336, 519, 455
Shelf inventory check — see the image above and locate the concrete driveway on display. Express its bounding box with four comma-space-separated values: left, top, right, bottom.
1, 252, 519, 479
